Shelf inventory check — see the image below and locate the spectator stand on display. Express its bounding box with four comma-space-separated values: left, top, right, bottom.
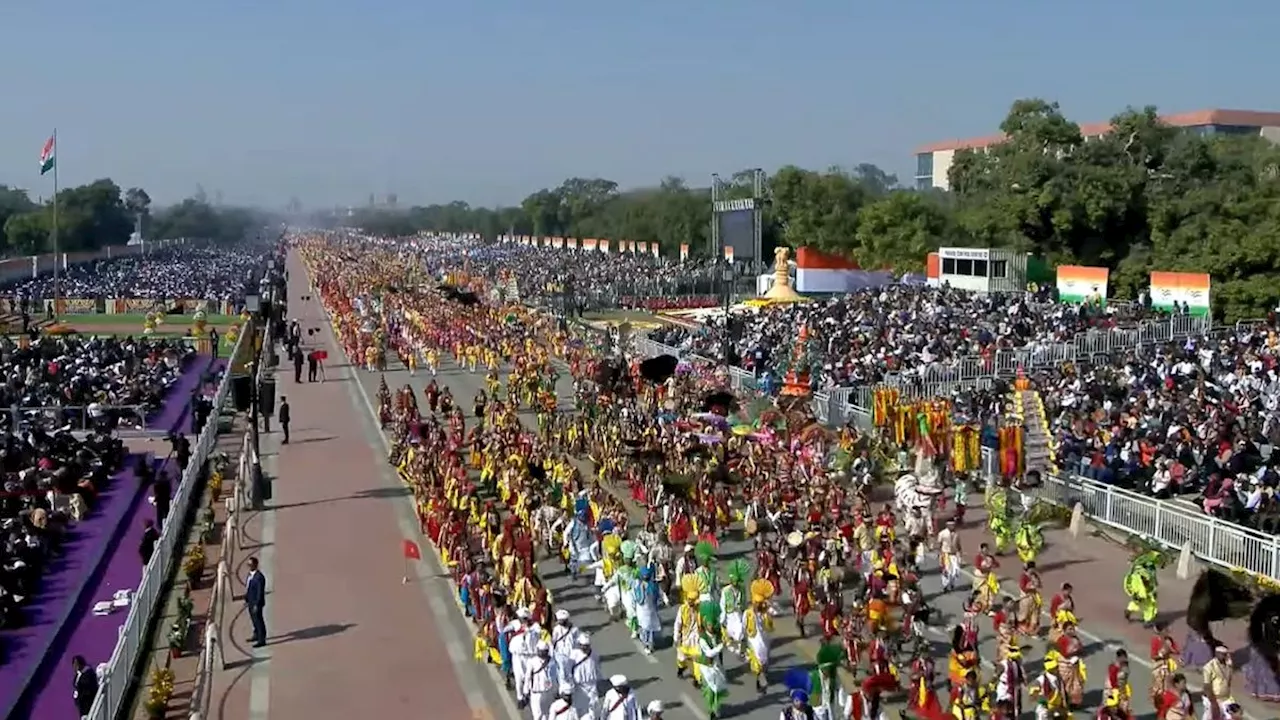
624, 322, 1280, 586
82, 326, 248, 720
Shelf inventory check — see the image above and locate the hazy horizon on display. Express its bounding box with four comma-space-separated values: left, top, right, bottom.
3, 0, 1274, 210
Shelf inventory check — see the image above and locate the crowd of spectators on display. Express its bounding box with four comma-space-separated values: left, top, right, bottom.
3, 246, 269, 301
0, 335, 194, 630
647, 285, 1163, 387
0, 336, 195, 431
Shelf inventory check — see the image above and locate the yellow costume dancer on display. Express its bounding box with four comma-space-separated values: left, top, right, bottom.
674, 575, 702, 679
743, 579, 775, 693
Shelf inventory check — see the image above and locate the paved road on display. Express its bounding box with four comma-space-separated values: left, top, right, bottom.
351, 352, 1220, 720
208, 251, 508, 720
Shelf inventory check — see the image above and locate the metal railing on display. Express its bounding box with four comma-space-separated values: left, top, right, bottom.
187, 432, 251, 720
85, 329, 245, 720
7, 404, 148, 432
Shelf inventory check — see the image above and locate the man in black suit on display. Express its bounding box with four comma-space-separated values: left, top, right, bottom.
139, 519, 160, 566
245, 556, 268, 647
278, 396, 291, 444
72, 655, 98, 718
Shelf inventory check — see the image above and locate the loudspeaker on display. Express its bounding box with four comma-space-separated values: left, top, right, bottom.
258, 379, 277, 416
232, 375, 252, 411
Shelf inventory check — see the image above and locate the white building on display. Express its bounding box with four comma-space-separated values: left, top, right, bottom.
914, 108, 1280, 191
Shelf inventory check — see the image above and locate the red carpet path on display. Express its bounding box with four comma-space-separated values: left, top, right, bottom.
207, 252, 484, 720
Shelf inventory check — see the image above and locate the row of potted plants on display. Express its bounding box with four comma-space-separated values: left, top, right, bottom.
141, 665, 176, 720
167, 587, 195, 659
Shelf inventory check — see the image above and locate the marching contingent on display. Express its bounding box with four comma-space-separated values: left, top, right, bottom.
292, 230, 1277, 720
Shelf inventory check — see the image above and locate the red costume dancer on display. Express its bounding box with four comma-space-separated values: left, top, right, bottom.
819, 599, 841, 641
758, 547, 782, 595
842, 604, 865, 670
909, 655, 942, 716
792, 566, 813, 637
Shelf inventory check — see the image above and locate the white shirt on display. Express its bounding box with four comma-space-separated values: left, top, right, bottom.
601, 689, 640, 720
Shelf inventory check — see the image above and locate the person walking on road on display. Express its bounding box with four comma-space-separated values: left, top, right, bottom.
245, 556, 268, 647
293, 347, 304, 383
279, 396, 291, 444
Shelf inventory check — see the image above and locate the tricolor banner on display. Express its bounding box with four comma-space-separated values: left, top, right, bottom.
1150, 271, 1211, 316
600, 239, 611, 253
679, 243, 689, 262
1056, 265, 1108, 305
583, 238, 598, 251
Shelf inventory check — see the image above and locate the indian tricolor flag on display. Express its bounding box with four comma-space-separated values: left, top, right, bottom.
795, 247, 859, 293
1150, 271, 1211, 316
1056, 265, 1108, 305
39, 135, 56, 176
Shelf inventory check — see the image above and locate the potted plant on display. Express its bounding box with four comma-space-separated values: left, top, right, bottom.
142, 667, 175, 719
182, 545, 207, 588
208, 467, 224, 502
199, 506, 218, 544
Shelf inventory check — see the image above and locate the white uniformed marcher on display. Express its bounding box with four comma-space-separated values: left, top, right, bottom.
551, 609, 580, 685
645, 699, 664, 718
509, 607, 542, 708
600, 675, 640, 720
527, 640, 560, 720
548, 686, 581, 720
569, 633, 603, 719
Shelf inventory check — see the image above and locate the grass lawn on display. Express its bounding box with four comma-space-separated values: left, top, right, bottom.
61, 313, 241, 326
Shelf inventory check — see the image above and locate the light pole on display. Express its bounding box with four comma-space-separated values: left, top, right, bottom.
720, 263, 734, 369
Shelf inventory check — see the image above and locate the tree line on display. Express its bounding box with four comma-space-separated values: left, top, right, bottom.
359, 97, 1280, 322
0, 180, 265, 257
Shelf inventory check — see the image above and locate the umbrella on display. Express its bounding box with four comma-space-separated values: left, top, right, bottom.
638, 354, 678, 384
701, 390, 738, 415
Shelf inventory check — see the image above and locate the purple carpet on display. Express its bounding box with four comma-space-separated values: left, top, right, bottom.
0, 359, 222, 720
146, 355, 217, 434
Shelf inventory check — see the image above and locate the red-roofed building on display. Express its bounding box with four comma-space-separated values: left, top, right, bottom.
914, 108, 1280, 191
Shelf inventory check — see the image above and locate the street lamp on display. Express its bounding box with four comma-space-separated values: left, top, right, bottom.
720, 263, 734, 368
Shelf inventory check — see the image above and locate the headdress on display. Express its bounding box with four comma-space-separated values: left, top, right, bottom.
620, 540, 638, 562
814, 643, 842, 672
749, 578, 775, 606
602, 535, 622, 558
782, 667, 812, 698
725, 559, 749, 588
698, 600, 721, 630
1187, 568, 1280, 677
694, 540, 717, 566
680, 574, 701, 605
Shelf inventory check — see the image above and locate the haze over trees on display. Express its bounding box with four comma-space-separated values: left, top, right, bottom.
0, 181, 267, 256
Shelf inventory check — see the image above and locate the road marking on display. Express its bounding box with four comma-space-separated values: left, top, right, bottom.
246, 443, 277, 720
323, 308, 523, 720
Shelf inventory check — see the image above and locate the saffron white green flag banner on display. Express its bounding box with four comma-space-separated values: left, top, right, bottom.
39, 135, 55, 176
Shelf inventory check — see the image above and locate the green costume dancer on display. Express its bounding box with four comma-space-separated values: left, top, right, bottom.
695, 601, 729, 719
986, 486, 1013, 553
693, 540, 718, 602
810, 644, 844, 719
619, 540, 640, 635
1124, 549, 1163, 625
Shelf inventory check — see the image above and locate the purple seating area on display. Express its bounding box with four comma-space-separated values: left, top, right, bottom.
0, 356, 223, 720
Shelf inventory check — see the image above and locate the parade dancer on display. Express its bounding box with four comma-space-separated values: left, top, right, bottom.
527, 641, 559, 720
549, 687, 581, 720
936, 518, 961, 593
564, 502, 597, 577
744, 578, 776, 694
1105, 649, 1132, 716
1028, 653, 1066, 715
695, 601, 729, 720
634, 566, 663, 654
597, 535, 624, 619
1149, 622, 1180, 705
1124, 549, 1162, 627
721, 559, 749, 656
972, 543, 1000, 614
781, 689, 816, 720
674, 575, 702, 681
602, 675, 639, 720
907, 650, 942, 717
509, 607, 541, 709
807, 644, 846, 720
569, 634, 602, 719
618, 541, 640, 637
693, 541, 718, 602
551, 609, 580, 686
994, 647, 1025, 718
1017, 561, 1044, 636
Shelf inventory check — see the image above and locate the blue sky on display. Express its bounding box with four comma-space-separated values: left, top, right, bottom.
1, 0, 1274, 209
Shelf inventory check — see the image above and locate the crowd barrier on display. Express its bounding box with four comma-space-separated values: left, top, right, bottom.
625, 329, 1274, 579
85, 328, 246, 720
187, 432, 251, 720
10, 298, 242, 316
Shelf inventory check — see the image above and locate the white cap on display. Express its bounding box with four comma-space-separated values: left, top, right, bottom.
576, 633, 591, 646
683, 544, 694, 551
555, 609, 570, 621
516, 607, 531, 619
558, 682, 574, 696
536, 640, 551, 652
549, 698, 572, 714
646, 700, 664, 714
610, 674, 628, 688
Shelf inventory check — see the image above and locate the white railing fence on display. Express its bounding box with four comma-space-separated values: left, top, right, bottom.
85, 330, 246, 720
622, 327, 1278, 580
186, 432, 251, 720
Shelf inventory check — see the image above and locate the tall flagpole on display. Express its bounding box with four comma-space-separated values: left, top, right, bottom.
51, 128, 59, 320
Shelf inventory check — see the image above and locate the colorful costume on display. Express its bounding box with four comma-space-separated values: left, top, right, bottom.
695, 601, 729, 718
743, 578, 775, 692
720, 559, 748, 654
674, 574, 702, 677
1124, 550, 1163, 625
